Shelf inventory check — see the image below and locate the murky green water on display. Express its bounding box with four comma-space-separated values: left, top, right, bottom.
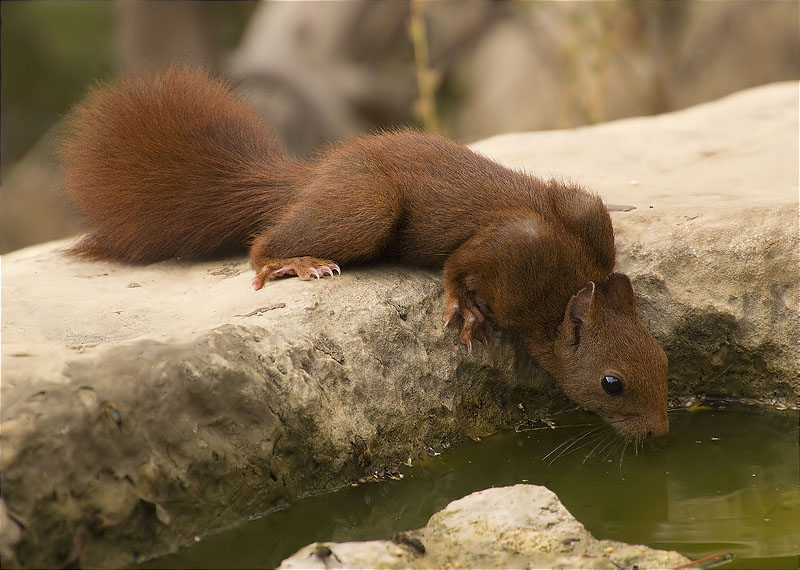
140, 405, 799, 569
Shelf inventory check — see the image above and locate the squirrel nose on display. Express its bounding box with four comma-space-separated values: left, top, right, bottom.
647, 415, 669, 438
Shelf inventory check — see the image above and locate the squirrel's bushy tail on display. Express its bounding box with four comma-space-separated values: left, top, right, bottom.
61, 67, 297, 263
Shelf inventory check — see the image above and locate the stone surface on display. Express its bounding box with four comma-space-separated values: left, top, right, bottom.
471, 81, 798, 209
1, 255, 553, 569
278, 485, 691, 569
1, 81, 797, 568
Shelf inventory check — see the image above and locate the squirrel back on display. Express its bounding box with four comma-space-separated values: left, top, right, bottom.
61, 68, 302, 262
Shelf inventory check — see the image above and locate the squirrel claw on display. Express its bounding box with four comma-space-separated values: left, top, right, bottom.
442, 300, 489, 348
251, 256, 341, 287
442, 300, 460, 328
444, 292, 490, 351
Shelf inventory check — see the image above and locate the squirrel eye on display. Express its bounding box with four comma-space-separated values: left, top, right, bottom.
602, 375, 623, 396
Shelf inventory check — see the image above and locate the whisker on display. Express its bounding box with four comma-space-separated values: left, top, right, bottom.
602, 436, 626, 462
542, 426, 601, 459
542, 432, 583, 462
551, 426, 602, 463
595, 433, 620, 459
618, 439, 630, 472
605, 416, 632, 426
550, 432, 607, 464
543, 426, 603, 463
600, 437, 617, 462
583, 433, 614, 464
517, 421, 601, 433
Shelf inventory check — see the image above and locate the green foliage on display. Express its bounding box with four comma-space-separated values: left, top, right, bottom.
1, 1, 256, 173
1, 2, 115, 171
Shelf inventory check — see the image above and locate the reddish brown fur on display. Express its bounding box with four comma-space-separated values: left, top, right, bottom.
62, 68, 668, 439
60, 68, 305, 262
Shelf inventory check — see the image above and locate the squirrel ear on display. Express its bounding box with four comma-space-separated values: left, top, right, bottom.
565, 282, 596, 346
603, 272, 638, 316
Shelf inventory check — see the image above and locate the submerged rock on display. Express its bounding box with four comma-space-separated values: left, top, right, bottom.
279, 484, 691, 569
1, 81, 797, 568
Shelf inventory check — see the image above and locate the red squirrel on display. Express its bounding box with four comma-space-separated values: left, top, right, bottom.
61, 68, 668, 439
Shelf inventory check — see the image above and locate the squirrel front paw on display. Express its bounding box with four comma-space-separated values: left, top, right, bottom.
442, 292, 490, 352
251, 256, 341, 290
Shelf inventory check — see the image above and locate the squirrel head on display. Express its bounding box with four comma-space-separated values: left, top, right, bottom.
550, 273, 669, 439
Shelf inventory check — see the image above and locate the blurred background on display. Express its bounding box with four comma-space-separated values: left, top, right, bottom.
2, 0, 798, 254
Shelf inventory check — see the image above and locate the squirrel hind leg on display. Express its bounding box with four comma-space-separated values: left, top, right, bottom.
251, 256, 341, 290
